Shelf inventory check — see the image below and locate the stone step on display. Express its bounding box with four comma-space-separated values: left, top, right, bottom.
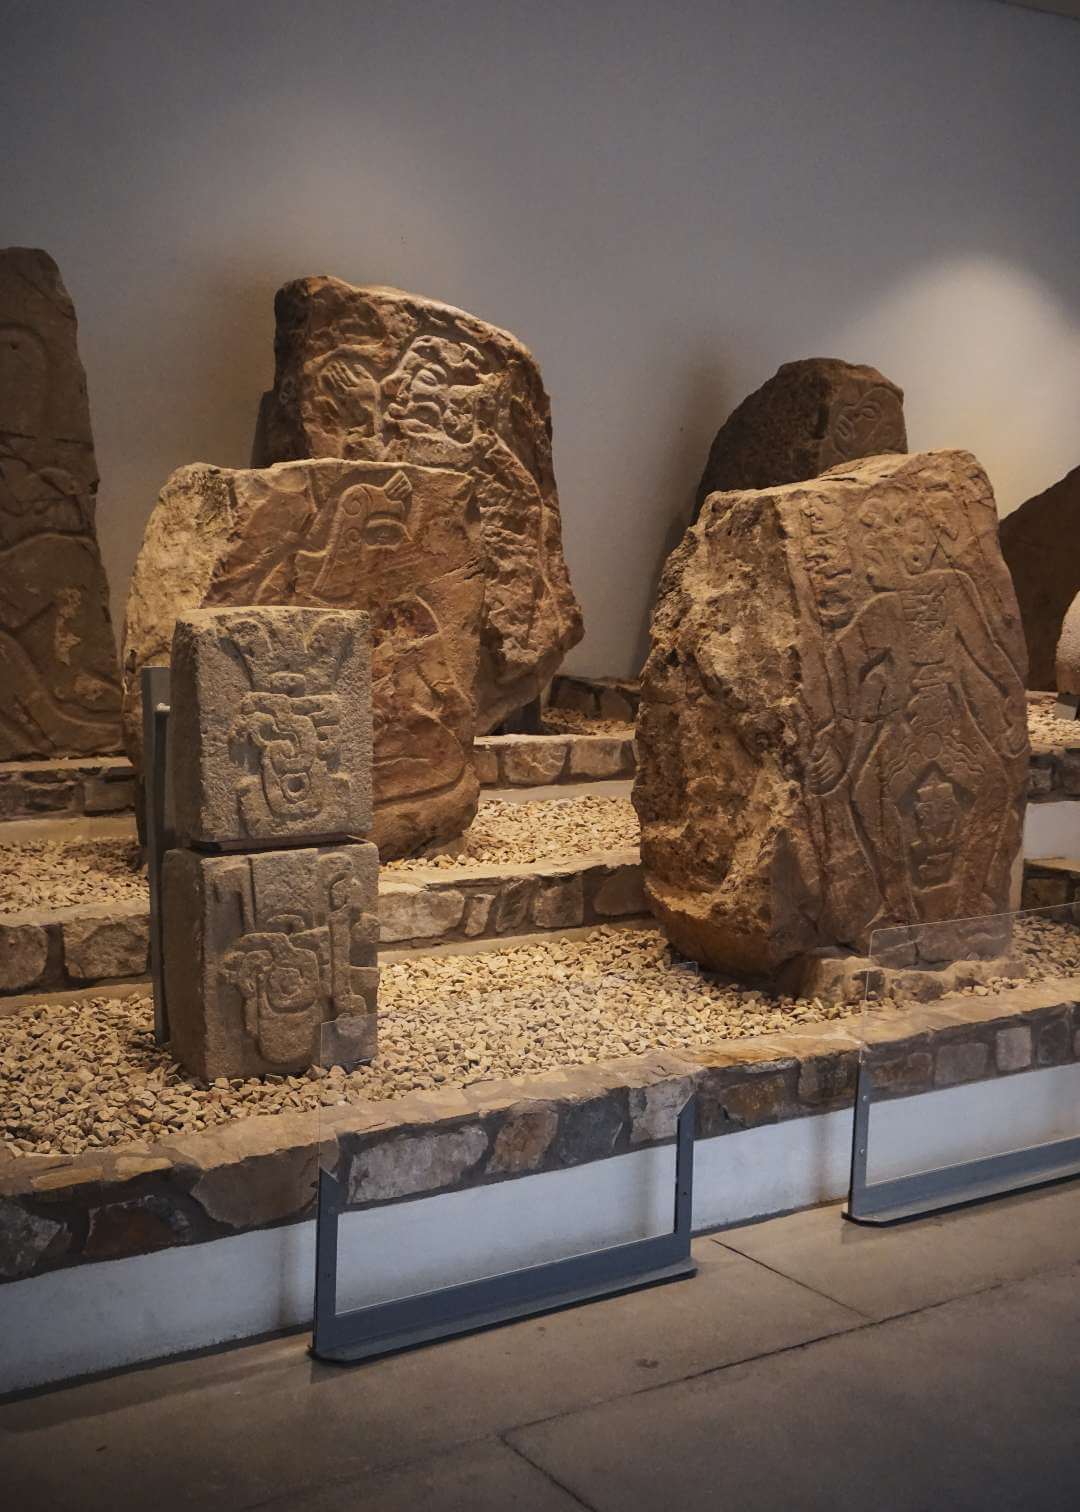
474, 732, 635, 787
0, 847, 646, 1000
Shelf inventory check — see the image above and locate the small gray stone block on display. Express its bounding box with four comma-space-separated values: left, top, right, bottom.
63, 909, 149, 982
995, 1025, 1032, 1073
0, 920, 49, 992
934, 1039, 991, 1086
163, 842, 379, 1081
170, 607, 373, 846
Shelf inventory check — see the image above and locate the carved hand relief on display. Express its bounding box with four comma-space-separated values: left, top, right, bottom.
0, 249, 122, 758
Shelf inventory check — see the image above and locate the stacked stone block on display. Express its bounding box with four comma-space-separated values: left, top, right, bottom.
162, 607, 379, 1081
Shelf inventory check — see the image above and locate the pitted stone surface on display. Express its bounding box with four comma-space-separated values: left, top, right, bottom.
1054, 588, 1080, 698
693, 357, 907, 517
0, 248, 122, 758
170, 607, 373, 846
1000, 464, 1080, 689
253, 276, 583, 730
123, 457, 482, 858
0, 921, 48, 992
163, 842, 379, 1081
636, 450, 1029, 979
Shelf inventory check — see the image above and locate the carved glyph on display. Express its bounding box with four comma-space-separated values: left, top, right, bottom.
254, 277, 583, 729
0, 248, 122, 757
634, 450, 1028, 980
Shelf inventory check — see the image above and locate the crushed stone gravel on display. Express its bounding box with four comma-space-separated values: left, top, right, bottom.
1027, 695, 1080, 752
4, 916, 1079, 1159
385, 795, 639, 871
541, 708, 635, 736
0, 839, 145, 916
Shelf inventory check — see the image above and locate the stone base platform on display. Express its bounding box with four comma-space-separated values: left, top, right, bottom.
2, 971, 1076, 1292
0, 757, 135, 821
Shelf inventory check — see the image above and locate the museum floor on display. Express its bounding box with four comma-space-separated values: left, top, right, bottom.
3, 1185, 1080, 1509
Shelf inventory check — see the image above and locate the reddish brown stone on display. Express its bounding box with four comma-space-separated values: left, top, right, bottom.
0, 248, 122, 757
999, 465, 1080, 689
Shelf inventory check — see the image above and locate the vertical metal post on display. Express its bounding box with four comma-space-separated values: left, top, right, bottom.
142, 666, 172, 1046
846, 1052, 873, 1219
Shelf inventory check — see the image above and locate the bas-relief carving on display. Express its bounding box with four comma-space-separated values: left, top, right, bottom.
819, 382, 908, 472
793, 481, 1028, 945
213, 850, 376, 1068
200, 460, 481, 850
259, 280, 583, 728
228, 614, 354, 839
0, 251, 122, 758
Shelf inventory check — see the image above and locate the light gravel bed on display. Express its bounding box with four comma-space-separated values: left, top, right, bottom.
387, 794, 638, 872
0, 839, 146, 916
540, 708, 635, 737
5, 917, 1078, 1160
1027, 699, 1080, 752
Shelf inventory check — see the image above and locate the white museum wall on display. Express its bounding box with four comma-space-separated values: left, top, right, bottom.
4, 0, 1080, 678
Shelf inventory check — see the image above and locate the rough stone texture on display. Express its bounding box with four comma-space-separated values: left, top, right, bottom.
347, 1123, 489, 1203
693, 357, 907, 517
253, 276, 583, 730
163, 843, 379, 1080
0, 248, 122, 758
0, 1197, 65, 1279
0, 921, 48, 992
62, 906, 148, 982
122, 458, 482, 858
1054, 589, 1080, 698
549, 674, 640, 723
500, 737, 569, 787
378, 882, 466, 943
995, 1025, 1032, 1072
999, 465, 1080, 690
170, 607, 373, 846
487, 1103, 559, 1174
635, 450, 1029, 980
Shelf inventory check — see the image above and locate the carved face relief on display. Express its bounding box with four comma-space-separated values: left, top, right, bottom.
381, 335, 484, 446
294, 470, 414, 604
830, 383, 906, 461
911, 774, 962, 887
800, 497, 856, 627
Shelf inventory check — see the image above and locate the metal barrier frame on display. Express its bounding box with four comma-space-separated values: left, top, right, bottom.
312, 1098, 697, 1363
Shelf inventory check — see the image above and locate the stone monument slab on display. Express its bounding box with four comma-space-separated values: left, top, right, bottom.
999, 464, 1080, 690
693, 357, 907, 519
163, 841, 379, 1080
170, 606, 373, 847
635, 449, 1029, 981
253, 276, 583, 729
0, 247, 121, 757
123, 458, 482, 858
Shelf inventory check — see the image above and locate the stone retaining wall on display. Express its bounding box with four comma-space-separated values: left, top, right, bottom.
548, 674, 640, 723
0, 758, 135, 820
2, 976, 1077, 1285
474, 732, 635, 787
1, 850, 647, 999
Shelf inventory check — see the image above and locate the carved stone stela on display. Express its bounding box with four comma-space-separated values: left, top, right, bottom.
253, 277, 583, 730
123, 458, 483, 858
170, 607, 373, 846
634, 450, 1029, 980
0, 247, 122, 757
693, 358, 907, 519
998, 464, 1080, 691
163, 844, 379, 1081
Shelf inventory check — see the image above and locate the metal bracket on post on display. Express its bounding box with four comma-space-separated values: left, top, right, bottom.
845, 1049, 1080, 1226
142, 665, 172, 1047
312, 1096, 698, 1364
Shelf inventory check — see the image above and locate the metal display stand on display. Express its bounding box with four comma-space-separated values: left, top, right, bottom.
845, 1050, 1080, 1225
312, 1097, 697, 1363
141, 665, 172, 1045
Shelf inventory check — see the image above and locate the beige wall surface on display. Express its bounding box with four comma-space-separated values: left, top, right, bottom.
4, 0, 1079, 678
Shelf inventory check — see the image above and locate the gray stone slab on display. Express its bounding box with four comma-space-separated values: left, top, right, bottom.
508, 1263, 1080, 1512
716, 1182, 1080, 1319
163, 842, 379, 1080
169, 606, 373, 846
0, 1240, 858, 1510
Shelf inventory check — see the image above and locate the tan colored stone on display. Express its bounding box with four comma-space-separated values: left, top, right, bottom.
693, 357, 906, 517
122, 458, 481, 859
567, 736, 630, 780
378, 881, 466, 943
169, 606, 373, 846
488, 1103, 559, 1173
62, 908, 148, 981
461, 891, 496, 938
164, 843, 379, 1080
0, 920, 49, 992
254, 277, 583, 730
1055, 589, 1080, 697
636, 450, 1029, 978
628, 1077, 693, 1143
347, 1122, 488, 1203
472, 744, 500, 786
492, 876, 534, 934
500, 737, 569, 786
999, 464, 1080, 689
0, 248, 122, 758
591, 863, 646, 918
532, 875, 585, 930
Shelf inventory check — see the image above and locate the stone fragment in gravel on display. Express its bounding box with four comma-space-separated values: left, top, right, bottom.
4, 917, 1077, 1160
0, 840, 145, 915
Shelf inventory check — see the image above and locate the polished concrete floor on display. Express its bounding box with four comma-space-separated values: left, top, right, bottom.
4, 1184, 1080, 1511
